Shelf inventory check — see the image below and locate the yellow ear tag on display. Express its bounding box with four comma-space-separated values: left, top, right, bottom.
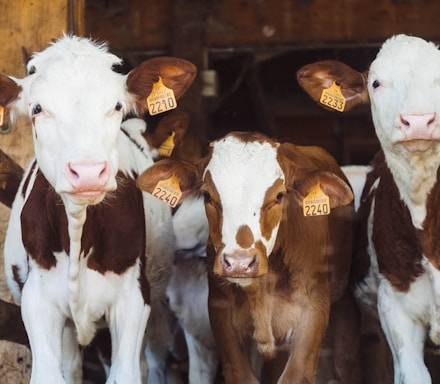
303, 184, 330, 217
158, 131, 176, 157
152, 175, 182, 208
147, 77, 177, 116
0, 105, 4, 126
319, 81, 346, 112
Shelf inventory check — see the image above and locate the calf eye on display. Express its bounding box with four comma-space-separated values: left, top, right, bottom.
115, 102, 123, 112
31, 104, 42, 116
203, 191, 211, 204
372, 79, 380, 89
275, 192, 284, 203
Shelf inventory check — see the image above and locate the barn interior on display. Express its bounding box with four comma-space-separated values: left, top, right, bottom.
1, 0, 440, 383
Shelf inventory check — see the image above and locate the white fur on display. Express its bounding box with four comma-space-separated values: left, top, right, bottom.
358, 35, 440, 384
167, 195, 218, 383
368, 35, 440, 229
3, 36, 175, 384
205, 136, 284, 261
341, 165, 371, 211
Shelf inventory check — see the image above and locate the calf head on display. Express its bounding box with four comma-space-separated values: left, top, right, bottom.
0, 35, 196, 214
137, 131, 352, 286
297, 34, 440, 156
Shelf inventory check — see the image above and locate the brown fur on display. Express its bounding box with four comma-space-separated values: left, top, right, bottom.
18, 170, 150, 303
137, 132, 361, 384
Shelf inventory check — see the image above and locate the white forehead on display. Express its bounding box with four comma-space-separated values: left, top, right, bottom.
369, 34, 440, 85
25, 35, 126, 110
206, 136, 284, 204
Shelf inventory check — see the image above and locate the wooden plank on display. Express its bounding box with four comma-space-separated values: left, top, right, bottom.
85, 0, 440, 52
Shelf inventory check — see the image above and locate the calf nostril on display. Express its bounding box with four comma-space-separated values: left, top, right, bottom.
98, 163, 108, 178
428, 114, 436, 126
248, 255, 257, 269
400, 115, 410, 127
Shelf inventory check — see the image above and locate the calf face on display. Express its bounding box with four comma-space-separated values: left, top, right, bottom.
1, 35, 196, 214
138, 131, 353, 285
298, 34, 440, 155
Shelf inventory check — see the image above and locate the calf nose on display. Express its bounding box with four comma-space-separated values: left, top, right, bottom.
65, 161, 110, 193
399, 113, 436, 140
221, 250, 262, 278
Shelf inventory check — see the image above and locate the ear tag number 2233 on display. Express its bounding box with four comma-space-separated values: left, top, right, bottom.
320, 81, 346, 112
152, 175, 182, 208
147, 77, 177, 116
303, 184, 330, 217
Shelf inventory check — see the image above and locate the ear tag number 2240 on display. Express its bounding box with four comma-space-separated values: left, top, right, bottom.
303, 184, 330, 217
152, 175, 182, 208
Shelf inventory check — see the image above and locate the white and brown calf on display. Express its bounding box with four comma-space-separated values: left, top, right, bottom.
137, 131, 360, 384
298, 34, 440, 384
2, 35, 195, 384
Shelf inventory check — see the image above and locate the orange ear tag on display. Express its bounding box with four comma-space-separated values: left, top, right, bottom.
303, 184, 330, 217
147, 77, 177, 116
151, 175, 182, 208
158, 131, 176, 157
319, 81, 346, 112
0, 105, 4, 126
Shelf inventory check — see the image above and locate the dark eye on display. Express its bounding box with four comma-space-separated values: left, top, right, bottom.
28, 65, 36, 75
275, 192, 284, 203
115, 102, 123, 112
203, 191, 211, 204
372, 79, 380, 89
31, 104, 42, 116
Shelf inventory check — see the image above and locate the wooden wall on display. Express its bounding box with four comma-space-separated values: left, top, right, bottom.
86, 0, 440, 51
85, 0, 440, 164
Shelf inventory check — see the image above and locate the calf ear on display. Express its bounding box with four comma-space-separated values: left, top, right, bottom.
136, 158, 199, 199
291, 170, 354, 209
296, 60, 369, 111
150, 111, 189, 151
0, 75, 22, 106
127, 57, 196, 106
0, 75, 23, 129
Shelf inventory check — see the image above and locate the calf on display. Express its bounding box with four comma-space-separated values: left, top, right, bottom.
137, 131, 359, 383
2, 35, 195, 384
297, 34, 440, 384
168, 195, 219, 383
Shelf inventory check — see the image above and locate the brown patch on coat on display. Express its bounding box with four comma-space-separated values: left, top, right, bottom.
260, 178, 285, 241
355, 151, 424, 292
20, 170, 150, 303
236, 225, 254, 249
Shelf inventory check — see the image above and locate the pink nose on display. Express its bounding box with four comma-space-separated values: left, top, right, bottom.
221, 250, 260, 278
65, 161, 110, 193
399, 113, 436, 140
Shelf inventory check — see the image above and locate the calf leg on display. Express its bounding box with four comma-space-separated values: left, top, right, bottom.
208, 282, 259, 384
107, 285, 150, 384
62, 323, 83, 384
329, 289, 362, 384
183, 327, 219, 384
279, 298, 329, 384
21, 274, 66, 384
378, 281, 431, 384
